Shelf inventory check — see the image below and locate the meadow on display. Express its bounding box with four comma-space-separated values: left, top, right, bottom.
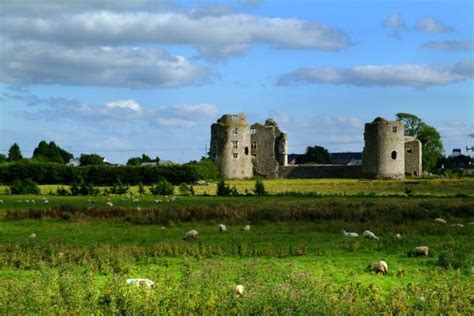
0, 178, 473, 314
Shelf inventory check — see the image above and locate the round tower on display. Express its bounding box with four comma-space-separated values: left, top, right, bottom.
210, 114, 253, 179
362, 117, 405, 179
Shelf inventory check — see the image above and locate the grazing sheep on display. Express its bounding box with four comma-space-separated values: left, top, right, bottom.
126, 278, 154, 288
183, 230, 199, 241
236, 284, 245, 296
341, 229, 359, 237
414, 246, 429, 257
44, 199, 49, 204
468, 222, 474, 225
451, 223, 464, 228
369, 260, 388, 275
242, 225, 251, 231
106, 201, 114, 207
25, 200, 30, 203
363, 230, 379, 240
218, 224, 227, 232
136, 207, 141, 211
395, 233, 402, 240
29, 233, 37, 239
434, 218, 447, 224
0, 200, 3, 204
133, 198, 140, 203
154, 199, 162, 204
160, 226, 166, 230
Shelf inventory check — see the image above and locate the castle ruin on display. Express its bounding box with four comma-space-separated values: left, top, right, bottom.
211, 114, 422, 179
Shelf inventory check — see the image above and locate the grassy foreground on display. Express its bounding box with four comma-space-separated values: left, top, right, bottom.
0, 178, 473, 314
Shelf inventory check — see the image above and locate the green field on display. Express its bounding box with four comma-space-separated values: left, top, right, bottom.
0, 178, 473, 314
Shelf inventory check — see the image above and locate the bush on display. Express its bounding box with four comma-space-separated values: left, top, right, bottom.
69, 177, 100, 196
138, 182, 146, 195
9, 178, 40, 195
437, 249, 470, 270
55, 186, 70, 196
254, 179, 267, 196
179, 183, 192, 196
109, 179, 129, 195
185, 159, 219, 180
149, 180, 174, 196
216, 180, 239, 196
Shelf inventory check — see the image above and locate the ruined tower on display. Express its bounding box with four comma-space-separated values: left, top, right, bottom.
210, 114, 253, 179
404, 136, 422, 176
250, 119, 288, 178
362, 117, 405, 179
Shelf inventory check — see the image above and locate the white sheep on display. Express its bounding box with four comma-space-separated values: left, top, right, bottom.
44, 199, 49, 204
414, 246, 429, 257
0, 200, 3, 204
236, 284, 245, 296
25, 199, 30, 203
369, 260, 388, 275
434, 218, 447, 224
242, 225, 251, 231
183, 230, 199, 241
29, 233, 37, 239
126, 278, 154, 288
450, 223, 464, 228
395, 233, 402, 240
133, 198, 140, 203
154, 199, 162, 204
218, 224, 227, 232
106, 201, 114, 207
341, 229, 358, 237
363, 230, 379, 240
160, 226, 166, 230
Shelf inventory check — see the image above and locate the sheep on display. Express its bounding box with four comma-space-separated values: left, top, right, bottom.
218, 224, 227, 232
183, 230, 199, 241
0, 200, 3, 204
106, 201, 114, 207
29, 233, 37, 239
434, 218, 447, 224
25, 199, 30, 203
136, 207, 141, 211
236, 284, 245, 296
450, 223, 464, 228
44, 199, 49, 204
126, 278, 154, 288
154, 199, 163, 204
363, 230, 379, 240
242, 225, 251, 231
133, 198, 140, 203
395, 233, 402, 240
368, 260, 388, 275
160, 226, 166, 230
341, 229, 359, 237
414, 246, 429, 257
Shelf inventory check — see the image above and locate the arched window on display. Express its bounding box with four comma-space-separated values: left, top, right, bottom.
244, 147, 249, 155
391, 151, 397, 160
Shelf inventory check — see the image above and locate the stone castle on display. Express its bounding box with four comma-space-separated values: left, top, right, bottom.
210, 114, 422, 179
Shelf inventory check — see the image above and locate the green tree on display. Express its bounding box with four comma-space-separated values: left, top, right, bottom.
32, 140, 73, 163
0, 153, 7, 163
297, 145, 331, 164
79, 153, 105, 166
7, 143, 23, 161
396, 113, 444, 171
126, 154, 160, 166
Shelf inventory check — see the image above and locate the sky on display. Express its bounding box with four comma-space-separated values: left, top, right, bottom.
0, 0, 473, 163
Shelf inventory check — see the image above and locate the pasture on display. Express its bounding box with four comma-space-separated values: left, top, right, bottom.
0, 178, 473, 314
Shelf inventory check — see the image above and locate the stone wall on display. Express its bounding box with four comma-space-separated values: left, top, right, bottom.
279, 165, 363, 179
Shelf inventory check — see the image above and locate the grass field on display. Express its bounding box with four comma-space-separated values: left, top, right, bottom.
0, 178, 473, 314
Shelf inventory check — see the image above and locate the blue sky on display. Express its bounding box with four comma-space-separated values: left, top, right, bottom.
0, 0, 472, 163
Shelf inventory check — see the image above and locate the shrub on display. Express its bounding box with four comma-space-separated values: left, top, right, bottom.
55, 186, 70, 196
137, 182, 146, 195
109, 179, 129, 195
70, 177, 99, 196
216, 180, 239, 196
254, 178, 267, 196
149, 180, 174, 196
179, 183, 192, 196
9, 179, 40, 195
437, 249, 470, 270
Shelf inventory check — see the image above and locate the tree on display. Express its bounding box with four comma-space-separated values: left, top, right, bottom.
396, 113, 444, 171
126, 153, 160, 166
79, 153, 105, 166
0, 154, 7, 164
7, 143, 23, 161
297, 145, 331, 164
32, 140, 73, 163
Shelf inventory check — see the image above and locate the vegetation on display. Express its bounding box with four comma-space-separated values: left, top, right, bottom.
149, 180, 175, 196
32, 140, 73, 164
296, 145, 331, 164
7, 143, 23, 162
253, 179, 267, 196
127, 154, 160, 166
79, 153, 106, 166
8, 178, 40, 195
396, 113, 444, 171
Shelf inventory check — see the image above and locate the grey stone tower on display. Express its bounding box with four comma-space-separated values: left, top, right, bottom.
362, 117, 405, 179
210, 114, 253, 179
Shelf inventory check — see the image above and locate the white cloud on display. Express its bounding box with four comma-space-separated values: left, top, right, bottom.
105, 99, 142, 112
0, 38, 212, 88
383, 13, 406, 39
421, 40, 474, 51
416, 16, 454, 33
1, 11, 351, 57
277, 61, 473, 88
